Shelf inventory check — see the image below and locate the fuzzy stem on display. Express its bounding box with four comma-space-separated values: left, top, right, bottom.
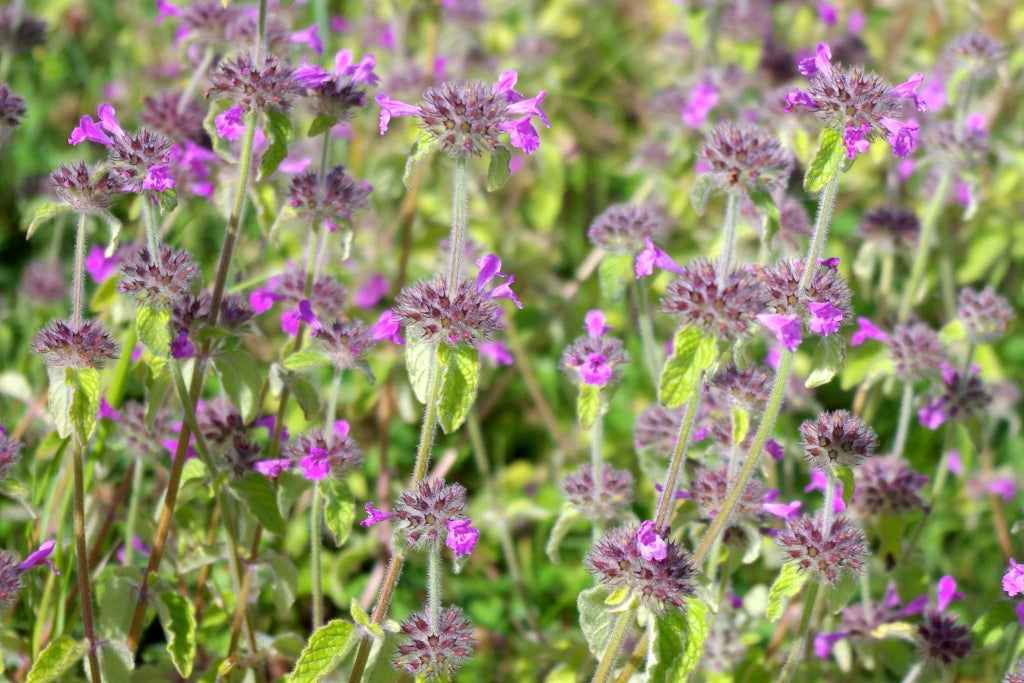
777, 582, 820, 683
427, 544, 442, 631
591, 609, 633, 683
142, 191, 162, 268
177, 46, 215, 115
897, 168, 952, 322
311, 370, 342, 628
72, 212, 87, 327
876, 249, 894, 322
631, 280, 661, 386
1000, 624, 1022, 679
591, 393, 605, 536
72, 438, 103, 683
411, 351, 442, 483
930, 413, 957, 498
448, 156, 469, 289
900, 661, 923, 683
718, 192, 740, 287
654, 392, 701, 529
892, 382, 914, 459
799, 168, 840, 291
823, 469, 836, 536
122, 453, 144, 566
693, 350, 794, 565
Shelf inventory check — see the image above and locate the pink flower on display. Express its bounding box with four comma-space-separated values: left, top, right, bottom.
300, 446, 331, 481
757, 313, 802, 352
370, 309, 404, 345
85, 245, 119, 282
847, 10, 866, 34
1017, 602, 1024, 627
637, 520, 668, 562
850, 317, 888, 346
817, 3, 838, 27
249, 288, 283, 314
499, 115, 541, 155
475, 254, 522, 308
353, 274, 389, 308
890, 73, 927, 112
68, 115, 113, 147
635, 238, 684, 278
843, 123, 871, 159
762, 499, 802, 519
289, 25, 323, 55
580, 353, 613, 386
947, 449, 963, 476
765, 438, 784, 461
880, 117, 918, 158
807, 301, 843, 336
920, 76, 947, 111
19, 541, 59, 574
253, 459, 291, 480
804, 470, 845, 511
215, 105, 245, 141
814, 631, 849, 659
480, 341, 513, 366
819, 257, 840, 271
936, 575, 963, 612
99, 398, 121, 421
584, 310, 612, 338
1003, 559, 1024, 597
360, 502, 393, 526
155, 0, 183, 24
897, 158, 915, 181
681, 82, 718, 128
142, 164, 175, 192
445, 518, 479, 557
918, 397, 947, 430
799, 43, 833, 78
783, 89, 815, 113
97, 103, 125, 138
988, 477, 1016, 502
374, 93, 420, 134
284, 300, 322, 336
170, 330, 194, 359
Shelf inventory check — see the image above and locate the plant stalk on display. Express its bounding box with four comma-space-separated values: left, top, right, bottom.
654, 392, 701, 529
892, 383, 914, 459
591, 609, 633, 683
72, 438, 103, 683
777, 582, 820, 683
897, 168, 952, 322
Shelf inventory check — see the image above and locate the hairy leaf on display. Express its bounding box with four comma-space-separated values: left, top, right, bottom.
436, 344, 479, 434
766, 563, 809, 622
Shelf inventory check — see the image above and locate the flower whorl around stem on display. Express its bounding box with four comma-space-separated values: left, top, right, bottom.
18, 260, 64, 304
0, 429, 23, 483
708, 364, 775, 417
197, 399, 261, 474
559, 335, 630, 388
106, 128, 177, 194
287, 165, 372, 227
117, 244, 200, 310
698, 121, 794, 195
688, 465, 768, 527
633, 404, 688, 458
139, 90, 209, 145
659, 259, 769, 344
276, 269, 347, 318
312, 319, 377, 374
394, 276, 503, 349
284, 423, 361, 481
0, 6, 46, 53
859, 206, 919, 249
917, 609, 973, 668
888, 323, 947, 381
775, 511, 869, 585
32, 319, 118, 370
945, 31, 1005, 75
392, 605, 475, 678
50, 161, 126, 216
561, 464, 634, 521
110, 401, 178, 460
799, 410, 879, 470
393, 478, 469, 550
852, 455, 929, 516
587, 203, 670, 254
585, 522, 697, 614
751, 259, 853, 335
958, 286, 1014, 344
0, 83, 26, 142
0, 551, 24, 613
204, 52, 301, 113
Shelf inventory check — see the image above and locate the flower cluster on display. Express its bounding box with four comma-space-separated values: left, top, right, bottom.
392, 605, 475, 678
362, 478, 480, 557
559, 310, 629, 387
799, 410, 879, 471
287, 165, 372, 229
697, 121, 793, 195
587, 203, 669, 254
561, 464, 634, 521
32, 319, 118, 370
294, 48, 379, 121
284, 421, 361, 481
659, 258, 769, 343
775, 511, 869, 585
204, 52, 301, 113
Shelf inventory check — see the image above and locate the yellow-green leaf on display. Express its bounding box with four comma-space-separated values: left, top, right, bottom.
648, 597, 710, 681
289, 620, 358, 683
436, 344, 479, 434
766, 563, 809, 622
321, 478, 355, 547
804, 127, 844, 193
67, 366, 100, 442
806, 334, 846, 388
597, 253, 633, 302
487, 144, 512, 191
229, 471, 287, 535
136, 305, 171, 358
659, 327, 717, 408
26, 202, 72, 240
405, 338, 435, 404
25, 636, 87, 683
403, 131, 437, 190
577, 383, 601, 428
544, 502, 579, 563
258, 108, 293, 181
282, 350, 333, 371
157, 591, 197, 678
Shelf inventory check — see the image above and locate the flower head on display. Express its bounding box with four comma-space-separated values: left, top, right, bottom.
0, 6, 47, 53
0, 428, 23, 483
681, 82, 718, 127
917, 609, 973, 668
752, 258, 853, 335
1005, 560, 1024, 598
637, 520, 668, 562
392, 605, 475, 678
395, 275, 503, 349
958, 286, 1014, 344
445, 518, 479, 557
799, 410, 879, 470
284, 421, 361, 481
0, 83, 26, 142
859, 206, 919, 249
139, 90, 208, 145
687, 465, 770, 528
776, 511, 869, 585
561, 465, 634, 521
0, 551, 24, 612
661, 259, 769, 343
17, 259, 64, 304
585, 522, 696, 614
945, 31, 1005, 75
852, 455, 929, 516
32, 319, 118, 370
633, 404, 688, 458
288, 165, 372, 227
757, 313, 802, 352
888, 323, 947, 381
560, 335, 629, 388
587, 203, 669, 254
393, 478, 469, 549
708, 365, 775, 416
117, 244, 199, 309
104, 126, 177, 194
313, 319, 377, 374
698, 121, 794, 195
204, 52, 301, 113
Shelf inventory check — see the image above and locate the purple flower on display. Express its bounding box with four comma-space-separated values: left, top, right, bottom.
293, 58, 332, 88
370, 309, 404, 345
805, 470, 846, 511
1004, 559, 1024, 597
289, 25, 323, 55
99, 398, 120, 421
890, 73, 927, 112
142, 164, 175, 192
635, 238, 684, 278
374, 93, 421, 134
798, 43, 833, 77
681, 82, 718, 128
948, 449, 963, 476
116, 536, 150, 565
851, 317, 888, 345
843, 124, 871, 159
756, 313, 802, 352
215, 105, 245, 141
936, 575, 963, 612
763, 498, 802, 520
253, 458, 291, 480
880, 117, 918, 158
847, 10, 866, 34
989, 478, 1016, 502
765, 438, 784, 461
253, 416, 289, 442
249, 287, 283, 314
85, 245, 118, 282
817, 2, 838, 26
819, 257, 840, 271
814, 631, 849, 659
783, 89, 815, 113
580, 353, 613, 386
1017, 602, 1024, 627
18, 541, 59, 574
445, 518, 479, 557
68, 115, 113, 147
584, 310, 612, 338
333, 49, 380, 87
353, 274, 389, 308
155, 0, 182, 24
170, 330, 194, 359
498, 115, 541, 155
637, 520, 668, 562
283, 300, 323, 336
360, 501, 393, 527
300, 446, 331, 481
807, 301, 843, 336
475, 254, 522, 308
918, 397, 947, 430
479, 341, 513, 366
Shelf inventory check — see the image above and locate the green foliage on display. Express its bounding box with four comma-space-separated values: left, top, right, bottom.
803, 127, 844, 193
659, 327, 717, 408
766, 563, 809, 622
805, 333, 846, 388
403, 131, 438, 189
545, 503, 580, 563
283, 350, 333, 371
213, 349, 262, 423
689, 174, 713, 216
229, 471, 287, 535
289, 620, 358, 683
25, 202, 72, 240
308, 114, 337, 138
156, 591, 197, 678
598, 253, 633, 301
487, 144, 512, 191
405, 337, 435, 404
136, 305, 171, 358
25, 636, 88, 683
258, 108, 293, 181
648, 598, 710, 681
320, 478, 355, 546
577, 586, 614, 659
437, 344, 479, 434
576, 383, 601, 428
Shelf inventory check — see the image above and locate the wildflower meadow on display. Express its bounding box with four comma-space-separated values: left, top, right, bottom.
1, 1, 1023, 681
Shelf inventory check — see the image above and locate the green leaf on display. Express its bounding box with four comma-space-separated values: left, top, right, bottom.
308, 113, 337, 137
46, 366, 73, 440
154, 188, 178, 214
156, 591, 197, 678
875, 513, 907, 566
229, 471, 287, 534
597, 252, 633, 302
544, 503, 579, 563
136, 305, 171, 358
290, 377, 321, 420
25, 635, 88, 683
403, 131, 437, 190
731, 407, 750, 445
350, 598, 384, 638
144, 357, 172, 430
26, 202, 72, 240
659, 327, 718, 408
689, 173, 713, 216
803, 128, 844, 193
576, 383, 601, 428
939, 318, 966, 345
487, 144, 512, 191
805, 334, 846, 388
97, 640, 134, 681
971, 601, 1018, 648
649, 597, 710, 681
870, 621, 917, 642
258, 108, 293, 181
283, 350, 333, 371
68, 367, 100, 442
213, 349, 263, 423
436, 345, 479, 434
766, 563, 809, 622
321, 478, 355, 547
827, 571, 858, 615
266, 554, 299, 615
405, 338, 435, 404
289, 620, 358, 683
834, 465, 855, 508
578, 585, 614, 659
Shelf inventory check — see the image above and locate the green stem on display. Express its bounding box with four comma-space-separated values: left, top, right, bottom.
122, 454, 144, 566
799, 167, 840, 292
693, 350, 794, 565
930, 409, 957, 498
1000, 624, 1022, 679
823, 469, 835, 535
427, 545, 442, 631
448, 156, 468, 289
72, 438, 103, 683
631, 279, 661, 386
897, 168, 952, 322
411, 351, 442, 482
72, 212, 87, 327
310, 482, 324, 628
900, 661, 923, 683
142, 191, 162, 268
892, 383, 914, 459
776, 582, 820, 683
718, 192, 739, 286
876, 249, 894, 322
591, 609, 633, 683
177, 46, 215, 115
591, 394, 605, 536
654, 392, 701, 529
